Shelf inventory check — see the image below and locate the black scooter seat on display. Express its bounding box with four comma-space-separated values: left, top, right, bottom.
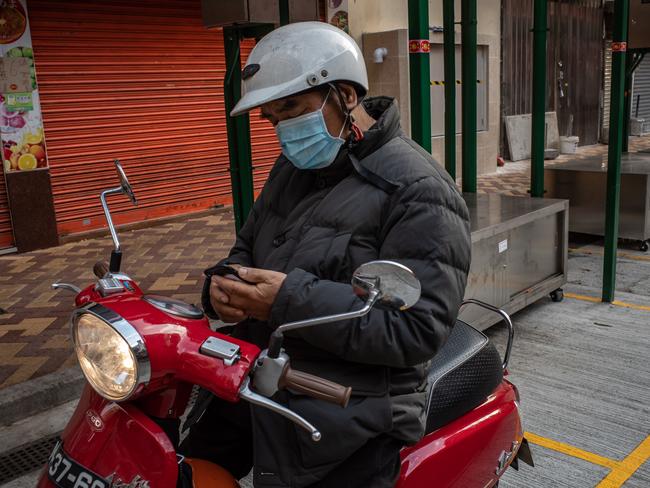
424, 320, 504, 434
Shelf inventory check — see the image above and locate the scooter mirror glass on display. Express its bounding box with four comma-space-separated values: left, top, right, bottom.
114, 159, 137, 206
351, 260, 421, 311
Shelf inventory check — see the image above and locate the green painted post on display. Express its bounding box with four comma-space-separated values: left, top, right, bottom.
461, 0, 477, 193
443, 0, 456, 179
223, 27, 254, 232
602, 0, 630, 303
408, 0, 432, 152
279, 0, 289, 26
530, 0, 547, 198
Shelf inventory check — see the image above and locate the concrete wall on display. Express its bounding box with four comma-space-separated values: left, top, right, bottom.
362, 29, 411, 136
349, 0, 501, 177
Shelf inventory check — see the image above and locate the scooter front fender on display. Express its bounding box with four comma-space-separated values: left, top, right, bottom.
37, 385, 178, 488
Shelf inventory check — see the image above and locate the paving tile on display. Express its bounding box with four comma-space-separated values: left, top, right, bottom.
0, 208, 236, 389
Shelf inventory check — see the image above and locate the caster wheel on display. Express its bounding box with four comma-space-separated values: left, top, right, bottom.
550, 289, 564, 302
641, 241, 649, 253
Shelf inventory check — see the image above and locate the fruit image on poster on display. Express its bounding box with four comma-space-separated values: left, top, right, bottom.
0, 0, 47, 173
328, 0, 349, 34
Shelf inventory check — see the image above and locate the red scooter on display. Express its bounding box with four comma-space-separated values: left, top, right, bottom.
38, 161, 533, 488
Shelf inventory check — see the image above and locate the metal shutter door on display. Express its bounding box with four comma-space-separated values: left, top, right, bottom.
601, 40, 612, 140
0, 175, 13, 248
632, 56, 650, 121
29, 0, 278, 237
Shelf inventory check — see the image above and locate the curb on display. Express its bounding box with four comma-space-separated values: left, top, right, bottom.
0, 367, 84, 426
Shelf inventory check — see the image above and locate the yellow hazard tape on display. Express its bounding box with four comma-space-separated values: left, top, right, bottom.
564, 292, 650, 312
429, 79, 483, 85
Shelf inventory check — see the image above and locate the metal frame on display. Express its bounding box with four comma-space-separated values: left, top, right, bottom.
461, 0, 478, 193
408, 0, 432, 152
530, 0, 548, 198
603, 0, 631, 302
459, 299, 514, 370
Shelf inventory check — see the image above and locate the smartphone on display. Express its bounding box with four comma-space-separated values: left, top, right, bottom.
204, 264, 254, 285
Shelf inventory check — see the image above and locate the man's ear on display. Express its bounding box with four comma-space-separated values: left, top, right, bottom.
337, 83, 358, 111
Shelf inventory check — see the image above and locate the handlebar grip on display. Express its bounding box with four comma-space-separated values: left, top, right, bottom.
279, 365, 352, 408
93, 261, 110, 278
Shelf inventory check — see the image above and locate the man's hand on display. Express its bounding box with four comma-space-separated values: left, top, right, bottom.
212, 267, 287, 322
209, 277, 247, 323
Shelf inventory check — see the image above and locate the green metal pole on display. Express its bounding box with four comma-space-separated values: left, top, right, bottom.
530, 0, 547, 198
223, 27, 254, 232
408, 0, 432, 152
602, 0, 629, 303
461, 0, 477, 193
443, 0, 456, 180
279, 0, 289, 26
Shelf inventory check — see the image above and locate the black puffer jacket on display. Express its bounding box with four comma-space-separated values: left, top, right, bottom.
202, 97, 471, 487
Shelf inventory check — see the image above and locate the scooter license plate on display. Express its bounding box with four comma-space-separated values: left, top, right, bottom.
47, 441, 109, 488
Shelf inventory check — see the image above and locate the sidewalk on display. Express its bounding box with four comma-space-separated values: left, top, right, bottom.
0, 208, 235, 390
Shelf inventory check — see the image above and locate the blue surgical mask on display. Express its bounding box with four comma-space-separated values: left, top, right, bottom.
275, 89, 346, 170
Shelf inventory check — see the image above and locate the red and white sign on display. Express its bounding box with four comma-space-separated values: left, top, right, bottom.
409, 39, 431, 54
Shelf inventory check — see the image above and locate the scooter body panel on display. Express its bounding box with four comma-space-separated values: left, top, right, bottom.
37, 385, 178, 488
397, 381, 522, 488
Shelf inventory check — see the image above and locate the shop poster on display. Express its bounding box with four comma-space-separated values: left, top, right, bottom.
0, 0, 47, 173
327, 0, 349, 34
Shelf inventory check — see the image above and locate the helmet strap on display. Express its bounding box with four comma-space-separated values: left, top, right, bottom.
328, 82, 365, 141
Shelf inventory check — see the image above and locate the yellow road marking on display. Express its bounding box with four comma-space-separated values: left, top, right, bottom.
569, 247, 650, 263
525, 432, 618, 469
564, 292, 650, 312
596, 436, 650, 488
525, 432, 650, 487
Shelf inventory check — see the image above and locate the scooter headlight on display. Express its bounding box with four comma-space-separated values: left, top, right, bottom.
72, 305, 150, 401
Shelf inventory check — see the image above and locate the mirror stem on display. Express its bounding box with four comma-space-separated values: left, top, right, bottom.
100, 186, 124, 254
267, 290, 380, 359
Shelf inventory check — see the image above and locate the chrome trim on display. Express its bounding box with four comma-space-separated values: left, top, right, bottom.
239, 377, 321, 442
71, 302, 151, 400
459, 299, 514, 370
275, 289, 379, 336
143, 295, 204, 320
100, 186, 124, 253
52, 282, 81, 294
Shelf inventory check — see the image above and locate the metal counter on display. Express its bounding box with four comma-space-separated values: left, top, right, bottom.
544, 154, 650, 243
460, 193, 569, 330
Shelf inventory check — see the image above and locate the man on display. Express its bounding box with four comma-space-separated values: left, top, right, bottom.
182, 21, 471, 487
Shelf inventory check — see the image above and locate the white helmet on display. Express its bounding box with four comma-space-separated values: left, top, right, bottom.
230, 21, 368, 117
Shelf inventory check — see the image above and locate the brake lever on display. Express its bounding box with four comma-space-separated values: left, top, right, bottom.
238, 377, 321, 442
52, 282, 81, 294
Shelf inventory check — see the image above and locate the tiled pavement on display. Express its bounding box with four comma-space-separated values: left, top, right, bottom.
1, 136, 649, 390
0, 210, 236, 389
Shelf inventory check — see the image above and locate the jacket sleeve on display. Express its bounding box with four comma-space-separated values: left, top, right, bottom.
201, 189, 264, 318
267, 176, 471, 368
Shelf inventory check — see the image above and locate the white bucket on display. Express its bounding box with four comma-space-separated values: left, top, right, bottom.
559, 136, 579, 154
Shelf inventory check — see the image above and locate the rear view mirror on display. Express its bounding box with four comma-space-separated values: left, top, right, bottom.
114, 159, 137, 206
352, 260, 421, 311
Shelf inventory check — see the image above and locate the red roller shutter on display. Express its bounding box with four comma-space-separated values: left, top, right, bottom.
28, 0, 278, 237
0, 175, 13, 248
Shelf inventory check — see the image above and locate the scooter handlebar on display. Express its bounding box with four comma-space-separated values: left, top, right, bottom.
93, 261, 110, 278
279, 365, 352, 408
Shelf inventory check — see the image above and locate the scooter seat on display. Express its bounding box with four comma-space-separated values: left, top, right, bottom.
424, 320, 504, 434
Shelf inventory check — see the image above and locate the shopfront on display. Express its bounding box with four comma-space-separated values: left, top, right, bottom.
1, 0, 279, 252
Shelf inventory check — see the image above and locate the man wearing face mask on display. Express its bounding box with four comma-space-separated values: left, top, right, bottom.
181, 22, 471, 487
